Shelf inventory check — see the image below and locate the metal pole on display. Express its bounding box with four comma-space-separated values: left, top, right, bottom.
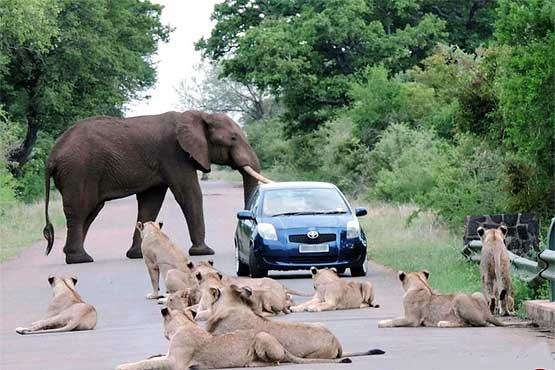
547, 217, 555, 302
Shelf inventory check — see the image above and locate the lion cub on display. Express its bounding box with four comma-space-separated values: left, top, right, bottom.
291, 266, 377, 312
478, 225, 515, 316
16, 275, 97, 335
378, 271, 503, 328
115, 307, 351, 370
137, 221, 197, 299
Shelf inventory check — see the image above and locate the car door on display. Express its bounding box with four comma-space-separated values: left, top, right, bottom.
237, 188, 259, 259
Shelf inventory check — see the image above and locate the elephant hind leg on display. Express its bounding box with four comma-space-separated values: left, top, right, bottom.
127, 185, 168, 259
62, 194, 100, 264
83, 202, 105, 240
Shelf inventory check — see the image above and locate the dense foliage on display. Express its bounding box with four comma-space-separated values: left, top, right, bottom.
1, 0, 170, 200
199, 0, 554, 231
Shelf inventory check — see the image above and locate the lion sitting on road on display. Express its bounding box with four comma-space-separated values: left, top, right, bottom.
137, 221, 198, 299
205, 285, 385, 359
378, 271, 503, 328
291, 266, 378, 312
16, 275, 97, 335
115, 307, 352, 370
478, 225, 515, 316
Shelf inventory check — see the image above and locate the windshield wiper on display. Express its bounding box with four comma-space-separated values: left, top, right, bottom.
271, 211, 318, 217
271, 210, 347, 217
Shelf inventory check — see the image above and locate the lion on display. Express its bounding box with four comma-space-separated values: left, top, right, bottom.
15, 275, 97, 335
205, 285, 385, 359
115, 307, 352, 370
194, 270, 298, 318
478, 225, 515, 316
378, 270, 503, 328
291, 266, 378, 312
137, 221, 198, 299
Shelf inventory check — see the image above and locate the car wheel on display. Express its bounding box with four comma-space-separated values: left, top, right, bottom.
235, 242, 250, 277
350, 258, 368, 277
249, 244, 267, 278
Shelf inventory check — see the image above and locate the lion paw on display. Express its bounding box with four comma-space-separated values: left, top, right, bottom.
146, 292, 159, 300
15, 327, 28, 334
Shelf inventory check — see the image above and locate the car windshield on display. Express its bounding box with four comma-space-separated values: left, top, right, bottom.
262, 188, 349, 217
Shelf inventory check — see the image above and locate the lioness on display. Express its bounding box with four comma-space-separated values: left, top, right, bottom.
15, 275, 97, 335
478, 225, 515, 316
195, 270, 297, 318
378, 271, 503, 328
115, 307, 351, 370
206, 285, 385, 359
137, 221, 198, 299
291, 266, 377, 312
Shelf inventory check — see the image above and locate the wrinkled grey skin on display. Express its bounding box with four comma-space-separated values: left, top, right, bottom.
43, 111, 261, 264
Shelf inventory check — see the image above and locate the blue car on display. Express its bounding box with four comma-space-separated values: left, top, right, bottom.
234, 181, 368, 277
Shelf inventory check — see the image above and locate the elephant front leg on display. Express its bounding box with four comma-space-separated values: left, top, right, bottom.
171, 179, 214, 256
127, 185, 168, 259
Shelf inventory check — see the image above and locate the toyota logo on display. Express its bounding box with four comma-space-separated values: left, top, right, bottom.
307, 230, 319, 239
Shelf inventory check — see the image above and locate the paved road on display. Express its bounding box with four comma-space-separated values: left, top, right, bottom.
1, 181, 553, 370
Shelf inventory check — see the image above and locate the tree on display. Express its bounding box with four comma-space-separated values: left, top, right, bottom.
0, 0, 171, 173
197, 0, 447, 132
175, 62, 276, 123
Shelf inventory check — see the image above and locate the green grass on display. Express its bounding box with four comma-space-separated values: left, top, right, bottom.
0, 195, 65, 262
360, 202, 482, 294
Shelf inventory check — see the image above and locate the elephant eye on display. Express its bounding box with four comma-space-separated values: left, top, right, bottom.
231, 135, 237, 141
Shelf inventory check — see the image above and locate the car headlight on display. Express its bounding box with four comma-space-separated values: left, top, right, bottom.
257, 223, 278, 241
347, 219, 361, 239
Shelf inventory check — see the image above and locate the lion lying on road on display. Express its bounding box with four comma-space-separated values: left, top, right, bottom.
116, 307, 352, 370
478, 225, 515, 316
16, 275, 97, 335
378, 271, 503, 328
205, 285, 385, 359
137, 221, 198, 299
291, 266, 378, 312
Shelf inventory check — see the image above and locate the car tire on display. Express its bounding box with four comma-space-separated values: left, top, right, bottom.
249, 245, 268, 278
235, 243, 250, 277
350, 258, 368, 277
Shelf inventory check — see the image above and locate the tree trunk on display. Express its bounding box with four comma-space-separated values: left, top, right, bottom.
7, 110, 39, 176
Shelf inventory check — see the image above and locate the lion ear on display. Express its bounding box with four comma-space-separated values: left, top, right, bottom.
187, 261, 194, 269
216, 272, 223, 280
189, 308, 197, 319
208, 260, 214, 266
158, 222, 164, 230
176, 111, 210, 173
161, 307, 170, 317
331, 267, 337, 274
196, 272, 202, 281
398, 271, 406, 282
242, 287, 252, 297
477, 226, 485, 238
421, 270, 430, 280
499, 224, 508, 237
70, 276, 78, 285
48, 275, 55, 285
136, 222, 144, 231
310, 266, 317, 275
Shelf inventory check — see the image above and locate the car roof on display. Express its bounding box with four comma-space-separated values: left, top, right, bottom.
259, 181, 338, 190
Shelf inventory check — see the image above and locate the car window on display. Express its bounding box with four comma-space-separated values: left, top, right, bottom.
262, 188, 349, 217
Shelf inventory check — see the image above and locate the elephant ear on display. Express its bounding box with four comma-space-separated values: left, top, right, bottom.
176, 111, 210, 173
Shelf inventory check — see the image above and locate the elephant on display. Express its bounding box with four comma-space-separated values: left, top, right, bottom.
42, 110, 272, 264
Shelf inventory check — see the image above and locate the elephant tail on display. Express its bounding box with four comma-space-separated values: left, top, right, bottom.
44, 162, 55, 256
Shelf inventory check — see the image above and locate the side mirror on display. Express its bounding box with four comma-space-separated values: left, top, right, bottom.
237, 210, 255, 220
355, 207, 367, 217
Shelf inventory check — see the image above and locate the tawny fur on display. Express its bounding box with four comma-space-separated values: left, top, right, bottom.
378, 271, 503, 328
205, 285, 384, 359
115, 308, 352, 370
16, 276, 96, 335
137, 221, 198, 299
291, 267, 378, 312
478, 226, 515, 316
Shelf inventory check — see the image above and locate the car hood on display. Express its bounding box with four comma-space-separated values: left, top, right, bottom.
262, 214, 352, 230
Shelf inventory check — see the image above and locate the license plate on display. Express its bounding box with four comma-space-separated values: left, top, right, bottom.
299, 244, 329, 253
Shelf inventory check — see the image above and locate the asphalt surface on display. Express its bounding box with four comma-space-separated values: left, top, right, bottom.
1, 181, 554, 370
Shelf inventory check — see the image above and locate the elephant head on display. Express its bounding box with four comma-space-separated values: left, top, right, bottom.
177, 111, 272, 206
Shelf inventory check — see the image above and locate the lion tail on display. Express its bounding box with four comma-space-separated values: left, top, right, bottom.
342, 349, 386, 357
